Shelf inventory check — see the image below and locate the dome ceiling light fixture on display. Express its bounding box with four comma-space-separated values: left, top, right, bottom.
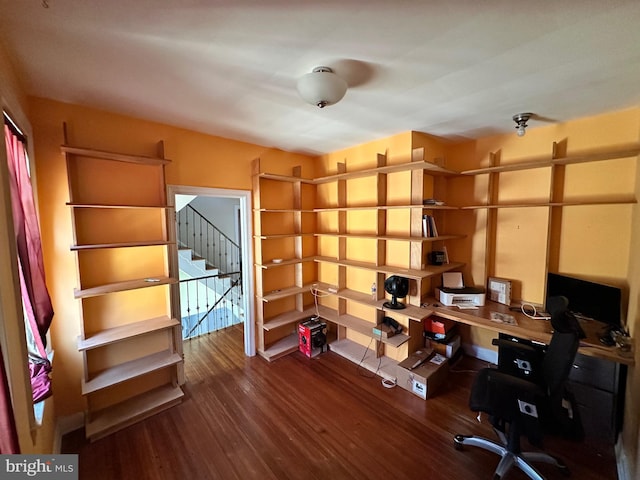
513, 112, 533, 137
297, 66, 348, 108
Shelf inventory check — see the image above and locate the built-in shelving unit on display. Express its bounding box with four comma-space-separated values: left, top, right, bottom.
459, 144, 640, 175
252, 141, 639, 378
458, 141, 640, 291
64, 127, 183, 441
252, 148, 465, 368
252, 160, 317, 361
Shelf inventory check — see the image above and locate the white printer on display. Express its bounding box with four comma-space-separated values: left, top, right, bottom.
436, 272, 486, 307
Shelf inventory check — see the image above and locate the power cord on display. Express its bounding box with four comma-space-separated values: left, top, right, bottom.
520, 303, 550, 320
309, 284, 331, 318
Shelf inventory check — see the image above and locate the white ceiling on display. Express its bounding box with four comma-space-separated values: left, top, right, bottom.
2, 0, 640, 155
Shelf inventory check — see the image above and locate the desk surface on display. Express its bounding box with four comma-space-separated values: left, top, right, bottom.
423, 299, 634, 366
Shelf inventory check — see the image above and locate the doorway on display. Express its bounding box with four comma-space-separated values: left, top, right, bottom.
167, 185, 255, 357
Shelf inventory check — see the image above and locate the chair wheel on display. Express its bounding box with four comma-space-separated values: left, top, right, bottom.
552, 456, 570, 476
493, 474, 501, 480
559, 465, 571, 477
453, 434, 465, 451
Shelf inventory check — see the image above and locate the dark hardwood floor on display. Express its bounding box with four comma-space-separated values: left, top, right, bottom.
62, 325, 618, 479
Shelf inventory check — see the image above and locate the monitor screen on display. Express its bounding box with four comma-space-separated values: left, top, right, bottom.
546, 272, 621, 327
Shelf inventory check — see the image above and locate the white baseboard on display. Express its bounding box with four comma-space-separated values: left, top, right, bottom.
615, 437, 632, 480
52, 412, 84, 454
462, 342, 498, 365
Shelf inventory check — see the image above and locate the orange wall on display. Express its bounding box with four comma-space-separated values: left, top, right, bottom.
29, 97, 317, 416
447, 109, 639, 347
314, 112, 640, 476
22, 94, 640, 476
448, 108, 640, 477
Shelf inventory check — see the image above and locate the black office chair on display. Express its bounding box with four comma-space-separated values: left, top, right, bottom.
454, 296, 585, 479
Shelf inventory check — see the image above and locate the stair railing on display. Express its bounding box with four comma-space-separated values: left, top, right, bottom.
179, 271, 242, 339
177, 204, 241, 276
177, 204, 244, 338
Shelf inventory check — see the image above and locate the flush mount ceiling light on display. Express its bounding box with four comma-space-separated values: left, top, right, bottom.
513, 113, 533, 137
297, 66, 348, 108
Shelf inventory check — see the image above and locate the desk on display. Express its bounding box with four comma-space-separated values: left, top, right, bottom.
420, 299, 631, 444
421, 298, 634, 366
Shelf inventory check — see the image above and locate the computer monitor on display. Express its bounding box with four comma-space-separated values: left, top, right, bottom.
546, 272, 621, 328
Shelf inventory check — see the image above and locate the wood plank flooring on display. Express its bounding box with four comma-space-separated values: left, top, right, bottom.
62, 325, 618, 479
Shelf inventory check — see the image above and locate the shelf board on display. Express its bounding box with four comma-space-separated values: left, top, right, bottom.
74, 276, 177, 299
260, 285, 315, 302
85, 384, 183, 441
315, 232, 465, 242
67, 202, 172, 209
552, 145, 640, 166
62, 145, 171, 165
317, 305, 410, 348
461, 157, 551, 175
257, 256, 317, 269
460, 144, 640, 175
548, 198, 638, 207
314, 160, 459, 184
314, 204, 458, 212
462, 197, 637, 209
317, 305, 376, 337
314, 256, 463, 281
257, 333, 300, 362
257, 172, 315, 184
462, 202, 555, 210
313, 282, 377, 306
82, 350, 182, 395
312, 282, 434, 323
254, 208, 315, 213
382, 303, 434, 323
328, 338, 398, 382
78, 316, 180, 351
254, 233, 316, 240
262, 308, 316, 331
71, 240, 173, 251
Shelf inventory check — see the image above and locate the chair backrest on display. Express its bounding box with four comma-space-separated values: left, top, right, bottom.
542, 296, 580, 395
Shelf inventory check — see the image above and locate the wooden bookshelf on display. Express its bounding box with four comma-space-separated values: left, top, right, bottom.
82, 350, 182, 394
71, 240, 174, 251
74, 276, 177, 299
64, 133, 183, 440
85, 384, 183, 441
78, 316, 180, 351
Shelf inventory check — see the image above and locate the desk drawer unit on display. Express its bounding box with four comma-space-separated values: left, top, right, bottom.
497, 335, 625, 446
568, 353, 625, 445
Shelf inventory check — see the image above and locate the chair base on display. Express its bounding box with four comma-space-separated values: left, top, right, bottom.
454, 432, 570, 480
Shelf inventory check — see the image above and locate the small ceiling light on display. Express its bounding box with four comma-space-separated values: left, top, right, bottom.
297, 66, 348, 108
513, 113, 533, 137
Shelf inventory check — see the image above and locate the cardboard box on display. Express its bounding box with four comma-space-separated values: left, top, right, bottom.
396, 350, 449, 399
428, 334, 461, 359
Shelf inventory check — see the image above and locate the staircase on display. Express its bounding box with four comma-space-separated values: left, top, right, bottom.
177, 204, 243, 339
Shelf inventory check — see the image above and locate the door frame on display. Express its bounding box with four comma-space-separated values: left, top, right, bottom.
166, 185, 256, 357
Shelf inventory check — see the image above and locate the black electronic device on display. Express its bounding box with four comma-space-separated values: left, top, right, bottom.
383, 276, 409, 310
382, 316, 403, 334
546, 272, 622, 328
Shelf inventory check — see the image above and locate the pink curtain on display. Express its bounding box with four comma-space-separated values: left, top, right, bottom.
4, 124, 54, 404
